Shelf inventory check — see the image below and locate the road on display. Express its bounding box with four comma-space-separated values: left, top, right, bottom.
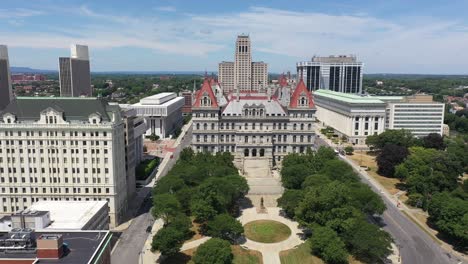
314, 136, 465, 264
111, 189, 154, 264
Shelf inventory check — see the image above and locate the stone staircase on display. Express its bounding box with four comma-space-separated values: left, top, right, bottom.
242, 158, 284, 195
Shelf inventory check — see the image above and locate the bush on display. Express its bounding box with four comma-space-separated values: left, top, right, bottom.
205, 214, 244, 242
136, 157, 159, 180
344, 146, 354, 155
148, 133, 160, 141
193, 238, 233, 264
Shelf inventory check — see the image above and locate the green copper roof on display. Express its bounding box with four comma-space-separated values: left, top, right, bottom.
314, 90, 386, 104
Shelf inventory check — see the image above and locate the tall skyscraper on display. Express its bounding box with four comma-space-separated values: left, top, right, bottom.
297, 55, 363, 94
59, 44, 92, 97
218, 35, 268, 94
0, 45, 12, 110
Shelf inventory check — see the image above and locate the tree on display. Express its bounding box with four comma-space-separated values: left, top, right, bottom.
366, 129, 418, 151
422, 133, 445, 150
205, 214, 244, 242
310, 225, 348, 264
151, 226, 184, 256
344, 146, 354, 155
152, 193, 182, 225
192, 238, 233, 264
376, 144, 408, 177
191, 199, 217, 222
281, 163, 311, 189
319, 159, 357, 182
343, 219, 392, 263
148, 133, 160, 141
277, 189, 304, 218
428, 192, 468, 248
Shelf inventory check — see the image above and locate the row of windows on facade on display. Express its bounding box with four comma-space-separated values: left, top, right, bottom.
196, 134, 313, 143
196, 145, 308, 156
2, 197, 111, 213
355, 122, 380, 131
0, 166, 110, 175
1, 175, 110, 185
195, 122, 313, 131
0, 147, 108, 155
0, 139, 109, 147
0, 156, 109, 164
2, 186, 111, 196
0, 130, 108, 137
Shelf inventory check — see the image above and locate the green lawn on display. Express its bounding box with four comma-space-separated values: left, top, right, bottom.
244, 220, 291, 243
232, 245, 262, 264
280, 241, 363, 264
280, 241, 324, 264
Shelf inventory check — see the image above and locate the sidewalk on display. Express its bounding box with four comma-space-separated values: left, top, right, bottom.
139, 219, 164, 264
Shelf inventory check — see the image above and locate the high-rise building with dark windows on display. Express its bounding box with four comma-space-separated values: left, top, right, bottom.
0, 45, 12, 110
59, 44, 92, 97
297, 55, 363, 94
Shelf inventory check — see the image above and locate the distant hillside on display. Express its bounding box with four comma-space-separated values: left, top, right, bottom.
11, 67, 57, 74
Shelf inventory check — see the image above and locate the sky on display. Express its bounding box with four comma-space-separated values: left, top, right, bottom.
1, 0, 468, 74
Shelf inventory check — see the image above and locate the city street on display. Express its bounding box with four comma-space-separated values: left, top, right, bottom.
315, 132, 465, 264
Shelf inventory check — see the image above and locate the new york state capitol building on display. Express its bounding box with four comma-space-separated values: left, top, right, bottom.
191, 76, 316, 168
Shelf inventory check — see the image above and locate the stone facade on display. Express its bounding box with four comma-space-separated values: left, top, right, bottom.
191, 78, 316, 168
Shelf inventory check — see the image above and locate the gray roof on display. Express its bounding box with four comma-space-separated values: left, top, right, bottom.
1, 97, 118, 122
222, 99, 287, 116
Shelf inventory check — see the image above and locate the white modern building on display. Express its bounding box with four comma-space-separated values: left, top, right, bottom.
314, 90, 445, 145
192, 77, 316, 168
218, 35, 268, 94
0, 201, 109, 231
381, 94, 445, 137
297, 55, 363, 94
0, 97, 130, 228
314, 90, 387, 145
121, 92, 184, 138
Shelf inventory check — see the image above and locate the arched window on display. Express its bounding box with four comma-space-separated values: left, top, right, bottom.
245, 109, 248, 116
308, 124, 312, 130
196, 123, 200, 130
293, 124, 297, 130
301, 124, 304, 130
203, 123, 207, 130
252, 149, 257, 157
300, 135, 304, 142
244, 149, 249, 157
211, 123, 215, 130
260, 109, 264, 116
260, 149, 265, 157
293, 135, 297, 142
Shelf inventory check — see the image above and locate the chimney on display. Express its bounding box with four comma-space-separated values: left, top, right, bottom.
37, 234, 64, 259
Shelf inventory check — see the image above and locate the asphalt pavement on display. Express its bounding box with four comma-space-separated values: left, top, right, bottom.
111, 191, 154, 264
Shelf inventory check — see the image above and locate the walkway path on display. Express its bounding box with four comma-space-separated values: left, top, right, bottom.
237, 207, 305, 264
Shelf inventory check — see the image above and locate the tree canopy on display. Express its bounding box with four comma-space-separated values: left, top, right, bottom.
192, 238, 233, 264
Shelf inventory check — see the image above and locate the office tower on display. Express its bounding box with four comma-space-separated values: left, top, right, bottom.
0, 97, 130, 228
297, 55, 363, 94
0, 45, 12, 110
218, 35, 268, 94
218, 61, 234, 94
59, 44, 92, 97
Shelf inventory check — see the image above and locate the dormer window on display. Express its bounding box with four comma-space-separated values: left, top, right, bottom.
299, 92, 308, 107
201, 92, 211, 107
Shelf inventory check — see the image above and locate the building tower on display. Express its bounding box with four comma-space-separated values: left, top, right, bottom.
219, 35, 268, 94
296, 55, 363, 94
59, 44, 92, 97
0, 45, 12, 110
234, 35, 252, 92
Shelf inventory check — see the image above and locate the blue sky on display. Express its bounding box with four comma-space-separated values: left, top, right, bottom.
1, 0, 468, 74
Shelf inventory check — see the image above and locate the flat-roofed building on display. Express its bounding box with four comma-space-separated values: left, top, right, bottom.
59, 44, 92, 97
383, 94, 445, 137
314, 90, 387, 145
314, 90, 445, 145
0, 97, 129, 228
297, 55, 363, 94
121, 92, 184, 138
0, 45, 12, 110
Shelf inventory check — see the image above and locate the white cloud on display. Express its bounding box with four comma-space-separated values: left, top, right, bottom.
2, 5, 468, 72
0, 8, 44, 18
156, 6, 177, 12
